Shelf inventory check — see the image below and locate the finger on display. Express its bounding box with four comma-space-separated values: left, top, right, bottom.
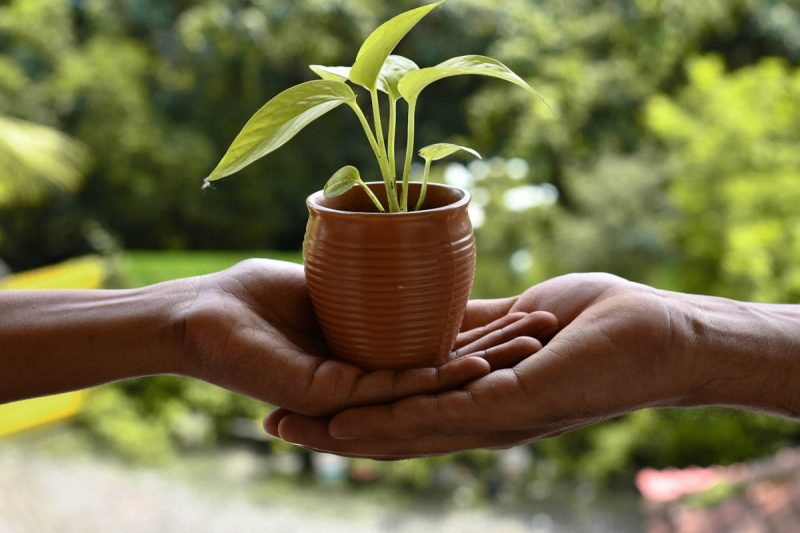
328, 364, 570, 440
264, 407, 291, 437
240, 330, 490, 417
343, 355, 491, 407
327, 369, 531, 440
453, 312, 528, 350
274, 412, 593, 459
453, 311, 558, 358
474, 336, 543, 369
276, 413, 536, 459
332, 388, 478, 439
460, 297, 518, 331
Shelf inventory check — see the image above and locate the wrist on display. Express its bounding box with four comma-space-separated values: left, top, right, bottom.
0, 281, 198, 404
144, 277, 201, 377
666, 291, 800, 416
85, 282, 195, 378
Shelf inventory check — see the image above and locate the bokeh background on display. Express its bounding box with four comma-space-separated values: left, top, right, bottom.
2, 0, 800, 531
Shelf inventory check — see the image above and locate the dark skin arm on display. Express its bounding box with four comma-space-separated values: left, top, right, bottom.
267, 273, 800, 458
0, 259, 492, 416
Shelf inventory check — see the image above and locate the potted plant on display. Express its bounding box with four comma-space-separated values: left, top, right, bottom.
203, 1, 546, 370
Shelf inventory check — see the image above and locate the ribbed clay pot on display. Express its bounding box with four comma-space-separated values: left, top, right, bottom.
303, 182, 476, 370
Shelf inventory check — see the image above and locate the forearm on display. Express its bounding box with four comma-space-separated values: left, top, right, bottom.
666, 291, 800, 416
0, 282, 191, 404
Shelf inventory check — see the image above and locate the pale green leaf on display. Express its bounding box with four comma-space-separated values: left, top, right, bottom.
378, 55, 419, 101
419, 142, 482, 161
398, 55, 547, 105
309, 65, 351, 83
349, 1, 444, 91
323, 165, 361, 197
205, 80, 355, 182
310, 57, 419, 100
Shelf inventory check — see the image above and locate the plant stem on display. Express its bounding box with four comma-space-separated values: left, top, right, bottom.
359, 181, 385, 212
370, 89, 387, 157
400, 99, 417, 212
388, 98, 397, 181
370, 89, 400, 212
349, 101, 400, 212
415, 158, 432, 211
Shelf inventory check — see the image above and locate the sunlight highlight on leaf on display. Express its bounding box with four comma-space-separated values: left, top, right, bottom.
309, 65, 352, 83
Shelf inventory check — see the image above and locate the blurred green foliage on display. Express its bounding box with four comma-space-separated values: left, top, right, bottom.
119, 249, 301, 286
647, 55, 800, 300
2, 0, 800, 491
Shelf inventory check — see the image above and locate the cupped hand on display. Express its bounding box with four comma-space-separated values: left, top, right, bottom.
265, 273, 696, 457
175, 259, 492, 416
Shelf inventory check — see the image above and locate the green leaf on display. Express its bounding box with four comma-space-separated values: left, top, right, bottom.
310, 56, 419, 101
309, 65, 351, 83
205, 80, 355, 183
378, 55, 419, 101
323, 165, 361, 197
349, 1, 444, 91
419, 142, 482, 161
398, 55, 547, 104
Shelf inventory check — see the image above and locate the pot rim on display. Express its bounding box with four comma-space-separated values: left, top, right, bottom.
306, 181, 471, 217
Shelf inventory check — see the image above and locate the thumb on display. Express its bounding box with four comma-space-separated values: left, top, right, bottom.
460, 296, 518, 331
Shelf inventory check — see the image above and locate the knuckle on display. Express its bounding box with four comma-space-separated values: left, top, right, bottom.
300, 360, 355, 414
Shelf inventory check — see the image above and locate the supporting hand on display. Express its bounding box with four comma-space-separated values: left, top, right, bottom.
265, 273, 800, 457
176, 259, 492, 416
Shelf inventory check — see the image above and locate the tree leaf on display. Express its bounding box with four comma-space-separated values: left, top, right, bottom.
398, 54, 547, 105
419, 142, 482, 161
323, 165, 362, 197
205, 80, 355, 182
378, 55, 419, 101
309, 65, 351, 83
349, 1, 444, 91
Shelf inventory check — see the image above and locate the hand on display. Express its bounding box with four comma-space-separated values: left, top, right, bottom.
176, 259, 492, 416
264, 273, 703, 457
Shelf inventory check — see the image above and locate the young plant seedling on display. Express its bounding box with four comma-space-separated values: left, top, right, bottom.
204, 1, 547, 213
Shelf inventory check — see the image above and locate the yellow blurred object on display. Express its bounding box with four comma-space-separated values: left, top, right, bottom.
0, 391, 88, 437
0, 256, 105, 290
0, 255, 105, 436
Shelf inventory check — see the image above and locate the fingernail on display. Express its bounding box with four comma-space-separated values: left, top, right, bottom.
277, 418, 302, 444
262, 417, 278, 438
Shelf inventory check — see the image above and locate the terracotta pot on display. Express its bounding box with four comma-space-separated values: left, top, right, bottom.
303, 182, 476, 370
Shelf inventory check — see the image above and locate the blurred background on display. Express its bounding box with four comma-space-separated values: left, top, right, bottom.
2, 0, 800, 531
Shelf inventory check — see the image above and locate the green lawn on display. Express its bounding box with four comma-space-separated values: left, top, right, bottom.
120, 250, 303, 287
